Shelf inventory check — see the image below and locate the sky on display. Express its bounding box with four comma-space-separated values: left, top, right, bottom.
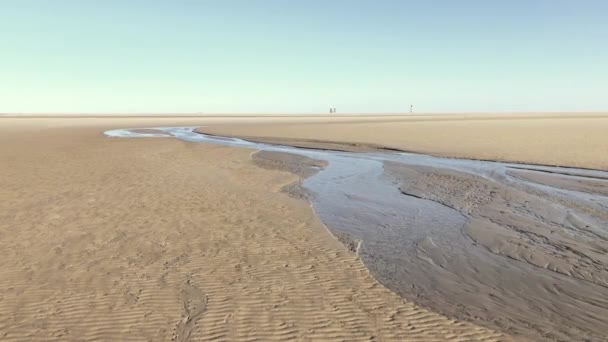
1, 0, 607, 114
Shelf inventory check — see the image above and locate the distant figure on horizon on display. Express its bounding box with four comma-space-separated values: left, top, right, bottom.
329, 107, 337, 114
410, 104, 413, 113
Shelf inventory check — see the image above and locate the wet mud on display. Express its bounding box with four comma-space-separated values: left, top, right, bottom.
381, 162, 608, 341
251, 150, 327, 200
106, 127, 608, 341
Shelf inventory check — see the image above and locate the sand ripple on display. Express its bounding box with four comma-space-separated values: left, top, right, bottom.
0, 125, 506, 341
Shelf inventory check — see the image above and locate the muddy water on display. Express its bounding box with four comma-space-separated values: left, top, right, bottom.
106, 127, 608, 341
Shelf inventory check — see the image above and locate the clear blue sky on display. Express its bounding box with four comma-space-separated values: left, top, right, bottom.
1, 1, 607, 113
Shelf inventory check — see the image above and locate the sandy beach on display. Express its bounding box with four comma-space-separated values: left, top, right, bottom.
2, 114, 608, 341
0, 117, 509, 341
198, 112, 608, 170
201, 113, 608, 341
5, 0, 607, 340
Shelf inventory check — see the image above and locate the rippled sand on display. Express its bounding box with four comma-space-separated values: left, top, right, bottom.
198, 114, 608, 341
382, 162, 608, 341
247, 145, 608, 341
0, 118, 506, 341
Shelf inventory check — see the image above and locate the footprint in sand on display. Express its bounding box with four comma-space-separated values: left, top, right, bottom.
173, 276, 208, 342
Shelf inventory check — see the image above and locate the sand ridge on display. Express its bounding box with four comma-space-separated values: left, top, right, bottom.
0, 120, 509, 341
197, 113, 608, 170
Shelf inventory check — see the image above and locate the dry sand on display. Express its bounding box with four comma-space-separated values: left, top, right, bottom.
198, 112, 608, 170
0, 118, 507, 341
195, 113, 608, 341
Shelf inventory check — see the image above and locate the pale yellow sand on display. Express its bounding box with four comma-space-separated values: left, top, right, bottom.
0, 118, 507, 341
199, 112, 608, 170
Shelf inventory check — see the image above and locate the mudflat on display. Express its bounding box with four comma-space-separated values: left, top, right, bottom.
198, 112, 608, 170
197, 113, 608, 341
0, 118, 505, 341
380, 162, 608, 341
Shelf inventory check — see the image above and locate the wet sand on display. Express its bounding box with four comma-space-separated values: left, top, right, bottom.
254, 150, 608, 341
104, 125, 608, 340
381, 162, 608, 341
198, 112, 608, 170
4, 114, 608, 341
0, 118, 505, 341
252, 151, 328, 200
196, 116, 608, 341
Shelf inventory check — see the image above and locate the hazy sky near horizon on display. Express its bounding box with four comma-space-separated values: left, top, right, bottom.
1, 1, 607, 113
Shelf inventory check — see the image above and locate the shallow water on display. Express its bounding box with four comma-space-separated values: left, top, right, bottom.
105, 127, 608, 341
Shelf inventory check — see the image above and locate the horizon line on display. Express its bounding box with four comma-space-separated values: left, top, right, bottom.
2, 110, 608, 117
